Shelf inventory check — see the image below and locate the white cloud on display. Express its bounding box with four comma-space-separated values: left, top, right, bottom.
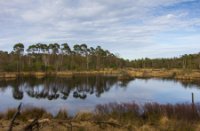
0, 0, 199, 59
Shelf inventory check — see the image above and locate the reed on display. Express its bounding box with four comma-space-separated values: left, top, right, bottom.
1, 102, 200, 130
95, 102, 200, 122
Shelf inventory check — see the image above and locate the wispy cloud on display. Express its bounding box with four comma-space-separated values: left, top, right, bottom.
0, 0, 199, 59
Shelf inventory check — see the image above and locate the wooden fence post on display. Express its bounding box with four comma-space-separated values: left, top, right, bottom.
192, 92, 194, 105
192, 92, 195, 116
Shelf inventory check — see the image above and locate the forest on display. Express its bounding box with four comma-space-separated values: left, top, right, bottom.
0, 43, 200, 72
0, 43, 128, 72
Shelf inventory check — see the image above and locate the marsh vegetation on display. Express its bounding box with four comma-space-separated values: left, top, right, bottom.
1, 102, 200, 131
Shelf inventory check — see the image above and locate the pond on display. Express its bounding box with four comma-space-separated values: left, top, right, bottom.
0, 75, 200, 115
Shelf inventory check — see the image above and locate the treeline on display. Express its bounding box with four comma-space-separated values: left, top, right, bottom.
131, 54, 200, 69
0, 43, 129, 72
0, 43, 200, 72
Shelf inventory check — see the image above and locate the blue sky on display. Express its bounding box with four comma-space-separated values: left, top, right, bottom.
0, 0, 200, 59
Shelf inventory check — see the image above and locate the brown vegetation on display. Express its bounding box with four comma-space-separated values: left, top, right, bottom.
1, 102, 200, 131
0, 69, 120, 78
127, 68, 200, 80
1, 68, 200, 81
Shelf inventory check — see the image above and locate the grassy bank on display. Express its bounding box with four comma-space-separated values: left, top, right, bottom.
126, 68, 200, 80
0, 68, 200, 80
0, 69, 120, 78
1, 102, 200, 131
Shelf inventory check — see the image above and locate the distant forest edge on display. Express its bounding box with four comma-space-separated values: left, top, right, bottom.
0, 43, 200, 72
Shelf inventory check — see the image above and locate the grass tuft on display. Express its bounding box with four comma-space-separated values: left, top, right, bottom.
55, 109, 68, 120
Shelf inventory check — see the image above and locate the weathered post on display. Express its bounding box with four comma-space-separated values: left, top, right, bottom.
192, 92, 194, 105
192, 92, 195, 117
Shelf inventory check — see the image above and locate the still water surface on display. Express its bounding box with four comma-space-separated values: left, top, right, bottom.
0, 75, 200, 115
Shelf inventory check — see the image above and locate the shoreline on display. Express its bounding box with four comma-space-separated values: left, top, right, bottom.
127, 69, 200, 80
0, 70, 120, 78
0, 102, 199, 131
0, 69, 200, 80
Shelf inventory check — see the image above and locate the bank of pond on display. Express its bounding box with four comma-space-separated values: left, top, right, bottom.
0, 102, 200, 131
1, 69, 200, 80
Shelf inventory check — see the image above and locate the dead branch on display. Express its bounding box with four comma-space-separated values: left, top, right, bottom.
92, 121, 121, 128
8, 103, 22, 131
24, 118, 39, 131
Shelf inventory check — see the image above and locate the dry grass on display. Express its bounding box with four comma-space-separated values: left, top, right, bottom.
1, 69, 200, 80
0, 107, 52, 121
95, 102, 200, 122
3, 108, 17, 120
127, 68, 200, 80
55, 109, 68, 120
1, 102, 200, 130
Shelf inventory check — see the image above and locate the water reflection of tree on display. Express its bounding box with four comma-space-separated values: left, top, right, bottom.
0, 75, 131, 100
1, 76, 200, 100
12, 77, 24, 100
118, 79, 133, 87
136, 77, 200, 88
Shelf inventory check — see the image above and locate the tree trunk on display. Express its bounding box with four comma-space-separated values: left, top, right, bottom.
86, 55, 89, 70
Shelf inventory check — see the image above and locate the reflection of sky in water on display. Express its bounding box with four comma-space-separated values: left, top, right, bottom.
0, 78, 200, 116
